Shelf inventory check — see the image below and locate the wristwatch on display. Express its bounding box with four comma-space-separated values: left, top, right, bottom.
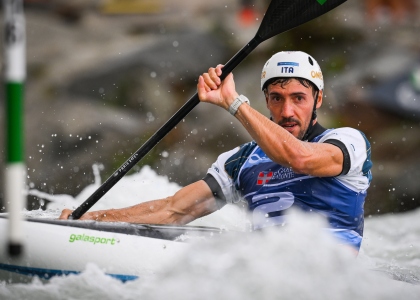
228, 94, 250, 116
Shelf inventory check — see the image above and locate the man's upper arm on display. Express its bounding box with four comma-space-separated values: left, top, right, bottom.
319, 128, 372, 191
323, 139, 351, 176
320, 128, 371, 174
206, 146, 243, 204
202, 174, 227, 210
170, 180, 220, 223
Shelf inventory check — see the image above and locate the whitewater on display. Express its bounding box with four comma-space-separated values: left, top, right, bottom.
1, 164, 419, 299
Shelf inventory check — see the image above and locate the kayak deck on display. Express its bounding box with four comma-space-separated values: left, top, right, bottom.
8, 215, 224, 241
0, 214, 226, 283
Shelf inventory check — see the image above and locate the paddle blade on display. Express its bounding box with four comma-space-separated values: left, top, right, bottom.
257, 0, 347, 42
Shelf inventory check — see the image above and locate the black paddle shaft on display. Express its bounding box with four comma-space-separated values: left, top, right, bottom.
69, 0, 346, 220
69, 38, 261, 220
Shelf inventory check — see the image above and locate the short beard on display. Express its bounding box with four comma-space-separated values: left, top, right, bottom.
277, 117, 307, 140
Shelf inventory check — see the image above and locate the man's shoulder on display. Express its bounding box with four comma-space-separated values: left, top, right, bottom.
329, 127, 365, 135
223, 141, 258, 179
317, 127, 369, 144
307, 123, 363, 142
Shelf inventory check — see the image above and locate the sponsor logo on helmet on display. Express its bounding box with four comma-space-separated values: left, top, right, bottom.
261, 71, 266, 79
311, 70, 323, 80
277, 62, 299, 66
277, 62, 298, 74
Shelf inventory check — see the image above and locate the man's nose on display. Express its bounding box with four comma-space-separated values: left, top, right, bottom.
281, 99, 294, 118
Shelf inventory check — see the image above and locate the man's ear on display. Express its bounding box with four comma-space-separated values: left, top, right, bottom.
316, 90, 323, 109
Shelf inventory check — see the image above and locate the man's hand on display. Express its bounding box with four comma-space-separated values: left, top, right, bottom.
59, 209, 99, 220
197, 64, 239, 111
59, 209, 73, 220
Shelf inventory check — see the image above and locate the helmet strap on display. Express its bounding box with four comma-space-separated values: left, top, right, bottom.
302, 90, 319, 141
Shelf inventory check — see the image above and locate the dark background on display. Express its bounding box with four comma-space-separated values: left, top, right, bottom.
1, 0, 419, 216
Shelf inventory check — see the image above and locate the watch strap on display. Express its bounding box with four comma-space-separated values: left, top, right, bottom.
228, 95, 250, 116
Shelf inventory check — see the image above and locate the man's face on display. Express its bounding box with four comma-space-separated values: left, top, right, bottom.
265, 79, 322, 140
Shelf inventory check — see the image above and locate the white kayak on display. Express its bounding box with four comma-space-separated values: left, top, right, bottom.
0, 213, 223, 283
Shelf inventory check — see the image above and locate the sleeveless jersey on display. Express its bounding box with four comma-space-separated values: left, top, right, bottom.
206, 126, 372, 250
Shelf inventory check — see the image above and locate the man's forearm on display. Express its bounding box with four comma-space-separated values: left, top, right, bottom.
82, 198, 177, 224
59, 181, 218, 224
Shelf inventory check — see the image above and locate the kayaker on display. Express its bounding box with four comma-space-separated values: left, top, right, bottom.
60, 51, 372, 252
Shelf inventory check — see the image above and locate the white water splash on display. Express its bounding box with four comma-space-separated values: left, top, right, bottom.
2, 165, 420, 299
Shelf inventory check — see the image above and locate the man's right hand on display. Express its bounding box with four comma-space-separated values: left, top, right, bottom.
197, 64, 239, 111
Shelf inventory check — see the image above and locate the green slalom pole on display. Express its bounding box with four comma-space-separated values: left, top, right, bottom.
4, 0, 26, 257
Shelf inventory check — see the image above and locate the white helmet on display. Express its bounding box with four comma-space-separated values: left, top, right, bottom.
261, 51, 323, 91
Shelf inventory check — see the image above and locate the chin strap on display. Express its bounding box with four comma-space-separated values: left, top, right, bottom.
302, 90, 319, 141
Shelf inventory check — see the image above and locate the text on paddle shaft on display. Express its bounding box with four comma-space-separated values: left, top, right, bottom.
117, 154, 138, 174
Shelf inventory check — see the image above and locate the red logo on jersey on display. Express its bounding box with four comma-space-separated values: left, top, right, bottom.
257, 171, 273, 185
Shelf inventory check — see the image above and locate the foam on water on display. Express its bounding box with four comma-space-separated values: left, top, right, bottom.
28, 165, 248, 231
1, 166, 420, 299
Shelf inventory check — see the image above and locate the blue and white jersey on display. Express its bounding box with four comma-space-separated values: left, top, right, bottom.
206, 125, 372, 250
